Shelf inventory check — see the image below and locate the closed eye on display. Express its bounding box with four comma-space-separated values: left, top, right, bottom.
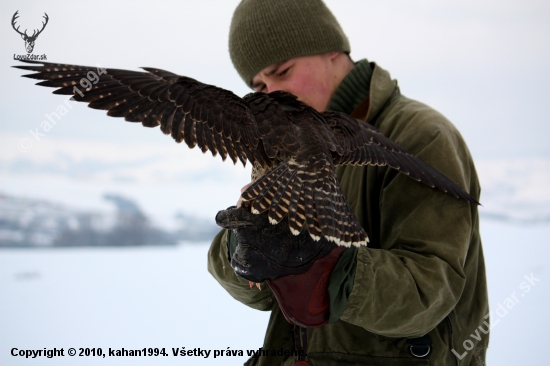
277, 67, 290, 77
253, 83, 266, 93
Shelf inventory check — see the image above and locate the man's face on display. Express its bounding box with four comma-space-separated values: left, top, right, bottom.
251, 52, 341, 112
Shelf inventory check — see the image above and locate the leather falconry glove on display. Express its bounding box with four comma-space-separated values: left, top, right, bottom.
216, 206, 347, 328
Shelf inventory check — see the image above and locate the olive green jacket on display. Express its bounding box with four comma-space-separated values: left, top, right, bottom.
208, 61, 489, 366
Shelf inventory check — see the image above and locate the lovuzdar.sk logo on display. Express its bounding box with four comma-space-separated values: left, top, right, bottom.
12, 10, 48, 61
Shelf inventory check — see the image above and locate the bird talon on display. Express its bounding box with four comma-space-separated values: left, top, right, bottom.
249, 281, 262, 290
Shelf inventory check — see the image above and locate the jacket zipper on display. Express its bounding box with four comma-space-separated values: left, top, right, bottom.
446, 316, 458, 366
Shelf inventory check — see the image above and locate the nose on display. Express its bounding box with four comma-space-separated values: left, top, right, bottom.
265, 83, 282, 94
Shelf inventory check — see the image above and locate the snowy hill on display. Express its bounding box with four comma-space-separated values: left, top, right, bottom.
0, 193, 219, 248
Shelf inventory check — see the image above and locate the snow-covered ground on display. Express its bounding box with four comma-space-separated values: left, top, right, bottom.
0, 244, 270, 365
0, 221, 548, 366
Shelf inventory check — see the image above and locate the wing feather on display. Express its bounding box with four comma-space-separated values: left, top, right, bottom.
13, 60, 287, 170
323, 111, 478, 204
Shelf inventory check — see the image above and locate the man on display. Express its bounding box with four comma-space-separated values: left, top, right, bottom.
208, 0, 489, 365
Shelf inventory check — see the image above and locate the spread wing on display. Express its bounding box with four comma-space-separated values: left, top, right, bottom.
13, 60, 303, 169
323, 111, 479, 204
14, 60, 477, 248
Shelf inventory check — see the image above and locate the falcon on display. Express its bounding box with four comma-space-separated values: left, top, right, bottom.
13, 60, 478, 247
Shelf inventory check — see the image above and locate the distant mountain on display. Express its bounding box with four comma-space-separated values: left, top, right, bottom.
0, 193, 219, 248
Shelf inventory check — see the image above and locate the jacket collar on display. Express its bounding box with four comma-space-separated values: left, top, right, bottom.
365, 63, 398, 127
327, 59, 372, 115
328, 59, 398, 127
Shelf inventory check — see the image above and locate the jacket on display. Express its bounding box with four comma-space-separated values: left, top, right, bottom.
208, 60, 489, 365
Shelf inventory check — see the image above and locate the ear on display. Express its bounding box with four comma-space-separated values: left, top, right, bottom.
328, 51, 340, 60
21, 34, 26, 40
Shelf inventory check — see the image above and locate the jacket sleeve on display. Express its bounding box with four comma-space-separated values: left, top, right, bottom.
207, 229, 275, 311
339, 101, 479, 338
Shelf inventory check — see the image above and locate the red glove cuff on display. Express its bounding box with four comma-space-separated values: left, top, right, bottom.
267, 246, 347, 328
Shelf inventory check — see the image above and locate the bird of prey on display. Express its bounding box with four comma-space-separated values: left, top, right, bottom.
14, 60, 478, 247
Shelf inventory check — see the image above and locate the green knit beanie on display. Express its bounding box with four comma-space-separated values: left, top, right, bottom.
229, 0, 350, 87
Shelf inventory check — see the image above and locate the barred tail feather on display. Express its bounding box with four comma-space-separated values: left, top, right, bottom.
287, 179, 305, 235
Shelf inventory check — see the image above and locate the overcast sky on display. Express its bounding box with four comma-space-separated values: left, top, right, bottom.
1, 0, 549, 161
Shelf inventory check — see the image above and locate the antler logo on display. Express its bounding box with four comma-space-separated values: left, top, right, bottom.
12, 11, 49, 54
